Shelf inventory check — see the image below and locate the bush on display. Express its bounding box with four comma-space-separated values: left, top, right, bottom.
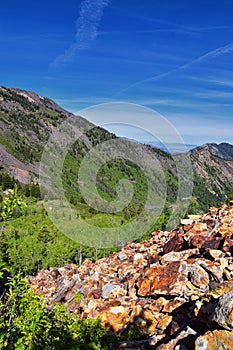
0, 270, 112, 349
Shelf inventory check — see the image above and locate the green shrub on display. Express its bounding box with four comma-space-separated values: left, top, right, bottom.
0, 270, 112, 350
0, 186, 27, 222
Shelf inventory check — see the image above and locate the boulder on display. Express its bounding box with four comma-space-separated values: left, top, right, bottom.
138, 261, 189, 297
195, 330, 233, 350
212, 291, 233, 330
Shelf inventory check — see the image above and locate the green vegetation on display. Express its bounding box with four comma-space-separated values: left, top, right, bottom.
0, 267, 112, 350
192, 173, 232, 212
0, 200, 118, 275
0, 161, 229, 277
0, 153, 185, 275
227, 188, 233, 203
1, 185, 27, 221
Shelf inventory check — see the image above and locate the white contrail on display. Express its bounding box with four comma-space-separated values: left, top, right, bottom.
54, 0, 111, 65
117, 42, 233, 95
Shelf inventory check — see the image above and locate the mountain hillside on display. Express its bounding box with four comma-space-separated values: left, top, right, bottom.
190, 143, 233, 209
0, 86, 232, 215
0, 86, 91, 184
0, 86, 184, 261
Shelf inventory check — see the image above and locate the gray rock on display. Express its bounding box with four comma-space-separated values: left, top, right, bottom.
118, 252, 127, 260
189, 263, 209, 289
102, 283, 120, 299
91, 271, 100, 281
212, 291, 233, 330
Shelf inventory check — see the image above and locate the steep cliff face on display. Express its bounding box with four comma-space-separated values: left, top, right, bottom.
28, 203, 233, 349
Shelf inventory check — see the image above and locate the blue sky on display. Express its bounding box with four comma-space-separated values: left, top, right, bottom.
1, 0, 233, 145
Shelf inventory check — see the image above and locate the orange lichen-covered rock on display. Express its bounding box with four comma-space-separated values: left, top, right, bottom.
135, 309, 160, 336
195, 330, 233, 350
100, 305, 130, 334
138, 261, 189, 297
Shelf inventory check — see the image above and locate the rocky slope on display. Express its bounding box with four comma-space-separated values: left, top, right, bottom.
191, 143, 233, 199
28, 203, 233, 349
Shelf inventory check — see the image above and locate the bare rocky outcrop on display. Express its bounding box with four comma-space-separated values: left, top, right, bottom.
190, 144, 233, 195
27, 204, 233, 348
0, 144, 39, 184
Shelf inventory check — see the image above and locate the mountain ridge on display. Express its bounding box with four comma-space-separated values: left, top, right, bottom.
192, 142, 233, 161
0, 86, 232, 212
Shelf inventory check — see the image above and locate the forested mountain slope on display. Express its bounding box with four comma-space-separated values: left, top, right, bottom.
0, 86, 232, 211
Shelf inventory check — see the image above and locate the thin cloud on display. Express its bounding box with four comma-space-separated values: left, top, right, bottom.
99, 28, 196, 36
56, 96, 114, 105
195, 90, 233, 99
117, 42, 233, 95
117, 11, 233, 33
54, 0, 111, 66
191, 76, 233, 89
99, 25, 233, 37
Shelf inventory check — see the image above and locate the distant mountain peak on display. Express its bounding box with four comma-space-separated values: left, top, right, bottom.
192, 142, 233, 161
10, 88, 45, 104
